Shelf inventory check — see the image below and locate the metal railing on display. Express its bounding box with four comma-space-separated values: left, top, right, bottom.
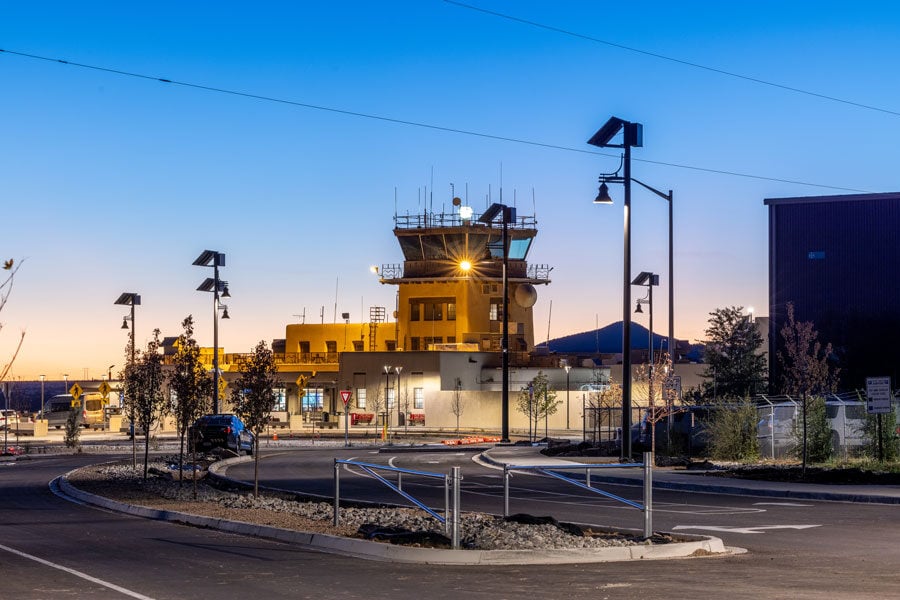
502, 452, 654, 539
333, 459, 461, 549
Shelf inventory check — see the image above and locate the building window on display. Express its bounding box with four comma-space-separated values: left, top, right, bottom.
301, 387, 324, 412
424, 337, 442, 348
490, 298, 503, 321
410, 302, 420, 321
410, 337, 420, 351
299, 341, 310, 353
447, 336, 456, 344
356, 388, 366, 409
352, 340, 364, 352
386, 340, 397, 352
273, 387, 286, 411
326, 340, 337, 353
414, 387, 424, 409
447, 302, 456, 321
424, 301, 443, 321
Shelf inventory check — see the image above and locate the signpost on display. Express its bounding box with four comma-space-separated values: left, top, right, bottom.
69, 383, 83, 408
340, 390, 352, 447
866, 376, 892, 461
98, 381, 111, 406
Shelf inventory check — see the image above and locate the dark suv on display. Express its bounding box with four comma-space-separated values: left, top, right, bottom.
189, 414, 254, 455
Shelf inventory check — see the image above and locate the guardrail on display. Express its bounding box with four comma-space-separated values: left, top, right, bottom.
502, 452, 654, 539
333, 459, 462, 549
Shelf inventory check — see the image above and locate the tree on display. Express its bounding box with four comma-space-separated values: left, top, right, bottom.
450, 377, 464, 436
634, 353, 678, 455
168, 316, 213, 493
701, 306, 768, 399
779, 302, 839, 472
230, 340, 279, 497
516, 371, 560, 442
368, 385, 385, 434
129, 329, 167, 479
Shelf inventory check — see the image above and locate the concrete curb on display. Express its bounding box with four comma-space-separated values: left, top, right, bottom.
58, 469, 733, 565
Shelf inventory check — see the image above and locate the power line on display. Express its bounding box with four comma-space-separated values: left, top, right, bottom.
0, 47, 869, 193
444, 0, 900, 119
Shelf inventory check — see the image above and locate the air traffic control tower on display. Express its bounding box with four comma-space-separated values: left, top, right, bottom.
375, 199, 552, 358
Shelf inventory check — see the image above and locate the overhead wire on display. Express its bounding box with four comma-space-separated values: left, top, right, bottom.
0, 47, 870, 193
443, 0, 900, 119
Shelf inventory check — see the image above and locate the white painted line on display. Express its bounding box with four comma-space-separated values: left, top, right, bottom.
0, 542, 157, 600
752, 502, 814, 507
388, 457, 398, 468
673, 524, 821, 535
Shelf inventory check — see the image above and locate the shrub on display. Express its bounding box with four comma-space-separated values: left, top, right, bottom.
863, 406, 900, 462
707, 399, 759, 461
792, 396, 832, 463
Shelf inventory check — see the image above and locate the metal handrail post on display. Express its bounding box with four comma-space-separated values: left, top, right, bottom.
451, 466, 461, 550
643, 452, 653, 539
333, 458, 340, 526
586, 469, 591, 488
503, 465, 510, 517
398, 471, 402, 492
444, 474, 450, 536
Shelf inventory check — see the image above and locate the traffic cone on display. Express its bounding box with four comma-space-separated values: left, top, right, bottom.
273, 433, 278, 441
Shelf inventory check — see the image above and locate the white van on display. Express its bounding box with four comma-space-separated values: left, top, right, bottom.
757, 399, 870, 458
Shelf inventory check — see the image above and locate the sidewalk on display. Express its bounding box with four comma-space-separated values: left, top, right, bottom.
480, 445, 900, 505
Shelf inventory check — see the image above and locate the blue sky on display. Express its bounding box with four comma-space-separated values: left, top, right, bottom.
2, 1, 899, 379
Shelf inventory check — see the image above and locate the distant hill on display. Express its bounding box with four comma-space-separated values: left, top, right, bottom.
538, 321, 704, 362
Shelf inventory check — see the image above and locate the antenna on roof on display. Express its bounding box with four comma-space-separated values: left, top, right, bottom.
293, 308, 306, 324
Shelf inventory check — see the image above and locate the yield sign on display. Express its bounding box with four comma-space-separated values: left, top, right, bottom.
340, 390, 352, 406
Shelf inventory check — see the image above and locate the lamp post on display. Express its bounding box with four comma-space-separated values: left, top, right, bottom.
194, 251, 229, 415
39, 374, 45, 420
478, 202, 515, 443
589, 117, 675, 458
63, 373, 68, 395
634, 271, 658, 449
115, 292, 141, 367
564, 364, 571, 430
395, 365, 403, 434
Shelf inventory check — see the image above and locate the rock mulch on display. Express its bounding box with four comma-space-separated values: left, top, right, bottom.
67, 458, 668, 550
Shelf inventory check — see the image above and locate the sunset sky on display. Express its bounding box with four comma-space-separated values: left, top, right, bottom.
2, 1, 899, 380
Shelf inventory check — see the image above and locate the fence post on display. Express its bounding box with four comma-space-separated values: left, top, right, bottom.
333, 459, 340, 526
643, 452, 653, 539
503, 465, 510, 517
451, 466, 461, 550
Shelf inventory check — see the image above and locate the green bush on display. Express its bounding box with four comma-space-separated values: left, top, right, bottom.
792, 396, 832, 463
707, 399, 759, 461
863, 407, 900, 462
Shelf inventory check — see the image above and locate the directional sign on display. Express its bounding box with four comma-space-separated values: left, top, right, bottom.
98, 381, 111, 398
70, 400, 81, 408
340, 390, 352, 407
69, 383, 83, 401
866, 376, 892, 414
296, 374, 309, 389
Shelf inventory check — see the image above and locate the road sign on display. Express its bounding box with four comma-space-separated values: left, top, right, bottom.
69, 383, 83, 401
340, 390, 352, 407
866, 376, 892, 414
218, 378, 228, 397
296, 374, 308, 389
70, 400, 81, 408
98, 381, 111, 398
664, 375, 683, 399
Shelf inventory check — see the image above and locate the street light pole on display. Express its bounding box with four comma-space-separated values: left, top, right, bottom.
564, 364, 571, 430
383, 365, 392, 439
39, 374, 45, 420
194, 251, 228, 415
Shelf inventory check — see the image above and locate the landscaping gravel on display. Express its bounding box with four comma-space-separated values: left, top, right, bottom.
68, 458, 661, 551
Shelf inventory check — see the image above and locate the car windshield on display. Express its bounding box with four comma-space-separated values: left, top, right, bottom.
200, 416, 235, 426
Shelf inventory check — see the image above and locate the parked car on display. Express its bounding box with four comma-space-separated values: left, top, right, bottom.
0, 409, 19, 429
189, 414, 254, 455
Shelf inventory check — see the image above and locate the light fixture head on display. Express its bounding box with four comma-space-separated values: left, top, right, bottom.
594, 182, 614, 205
121, 317, 129, 329
383, 365, 392, 374
459, 259, 472, 272
222, 285, 231, 298
221, 306, 230, 319
635, 303, 644, 314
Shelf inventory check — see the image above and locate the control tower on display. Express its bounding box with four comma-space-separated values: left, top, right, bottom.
376, 199, 551, 356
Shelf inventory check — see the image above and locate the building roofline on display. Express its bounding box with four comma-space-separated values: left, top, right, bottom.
764, 191, 900, 206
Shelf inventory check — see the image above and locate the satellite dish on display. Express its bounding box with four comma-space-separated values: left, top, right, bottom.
514, 284, 538, 308
452, 197, 462, 206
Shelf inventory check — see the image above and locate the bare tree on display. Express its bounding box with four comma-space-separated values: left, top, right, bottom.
231, 340, 279, 497
450, 377, 464, 436
779, 302, 839, 473
634, 353, 679, 455
168, 316, 213, 494
128, 330, 167, 479
517, 371, 560, 442
368, 385, 385, 432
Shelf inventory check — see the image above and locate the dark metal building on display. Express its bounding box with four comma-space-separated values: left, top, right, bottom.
765, 192, 900, 390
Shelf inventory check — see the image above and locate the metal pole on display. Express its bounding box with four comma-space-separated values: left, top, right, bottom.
344, 400, 350, 447
39, 375, 45, 420
213, 261, 220, 415
668, 191, 675, 369
643, 451, 653, 539
648, 280, 654, 453
444, 474, 450, 535
566, 368, 571, 430
503, 465, 510, 517
622, 143, 633, 460
582, 394, 586, 443
333, 459, 340, 526
451, 466, 461, 550
501, 212, 510, 442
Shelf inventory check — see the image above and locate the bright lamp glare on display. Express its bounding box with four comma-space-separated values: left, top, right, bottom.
459, 260, 472, 272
